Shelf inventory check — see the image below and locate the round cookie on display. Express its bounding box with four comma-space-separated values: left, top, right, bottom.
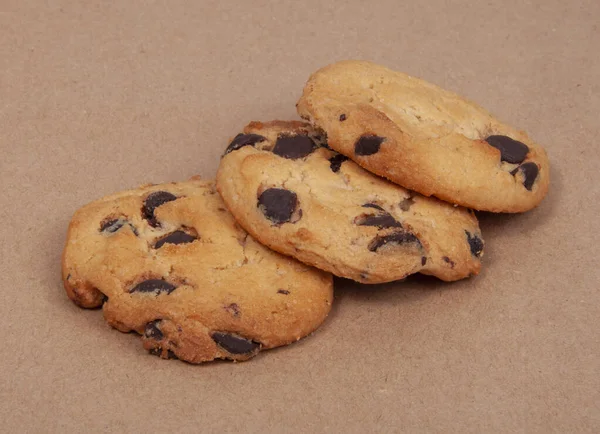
296, 60, 550, 213
216, 121, 484, 284
62, 178, 333, 363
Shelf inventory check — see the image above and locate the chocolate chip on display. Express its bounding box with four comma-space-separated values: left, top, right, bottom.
421, 256, 427, 266
224, 303, 240, 317
224, 133, 267, 155
355, 135, 384, 156
148, 347, 162, 356
511, 162, 539, 191
100, 218, 125, 233
272, 134, 316, 159
368, 231, 421, 252
99, 218, 138, 235
339, 114, 347, 121
130, 279, 177, 295
362, 203, 385, 211
485, 135, 529, 164
354, 213, 402, 229
465, 231, 484, 258
277, 289, 290, 295
442, 256, 456, 268
154, 230, 197, 249
149, 347, 178, 359
355, 204, 401, 229
144, 320, 164, 340
329, 153, 348, 173
399, 197, 415, 211
211, 332, 260, 354
143, 191, 178, 227
258, 188, 298, 224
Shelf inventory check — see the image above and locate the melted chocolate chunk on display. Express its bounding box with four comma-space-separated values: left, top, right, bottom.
329, 153, 348, 172
368, 231, 421, 252
485, 135, 530, 164
149, 347, 162, 356
154, 230, 197, 249
465, 231, 484, 258
211, 332, 260, 354
339, 114, 347, 121
355, 135, 384, 156
362, 203, 385, 211
144, 320, 164, 340
442, 256, 456, 268
421, 257, 427, 266
100, 218, 138, 236
277, 289, 290, 295
258, 188, 298, 224
355, 204, 401, 228
355, 213, 402, 229
130, 279, 177, 295
273, 134, 316, 159
100, 218, 125, 233
224, 133, 267, 155
143, 191, 178, 227
149, 347, 178, 359
511, 162, 539, 191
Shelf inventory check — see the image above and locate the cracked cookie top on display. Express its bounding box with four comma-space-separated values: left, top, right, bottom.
216, 121, 484, 284
61, 177, 333, 363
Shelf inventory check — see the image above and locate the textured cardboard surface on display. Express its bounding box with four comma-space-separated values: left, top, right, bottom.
1, 1, 599, 432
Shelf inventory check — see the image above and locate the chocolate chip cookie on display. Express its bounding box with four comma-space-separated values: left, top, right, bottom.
62, 178, 333, 363
296, 60, 550, 213
216, 121, 484, 284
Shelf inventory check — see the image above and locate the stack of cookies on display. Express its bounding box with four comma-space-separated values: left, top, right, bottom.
62, 61, 549, 363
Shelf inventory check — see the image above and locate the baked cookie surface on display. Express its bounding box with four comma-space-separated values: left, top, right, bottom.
217, 121, 484, 284
62, 178, 333, 363
296, 60, 550, 212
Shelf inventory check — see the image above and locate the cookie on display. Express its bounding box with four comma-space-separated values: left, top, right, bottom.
62, 178, 333, 363
296, 60, 550, 213
216, 121, 484, 284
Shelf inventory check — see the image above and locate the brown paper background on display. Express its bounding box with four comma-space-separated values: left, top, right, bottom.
1, 0, 598, 432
